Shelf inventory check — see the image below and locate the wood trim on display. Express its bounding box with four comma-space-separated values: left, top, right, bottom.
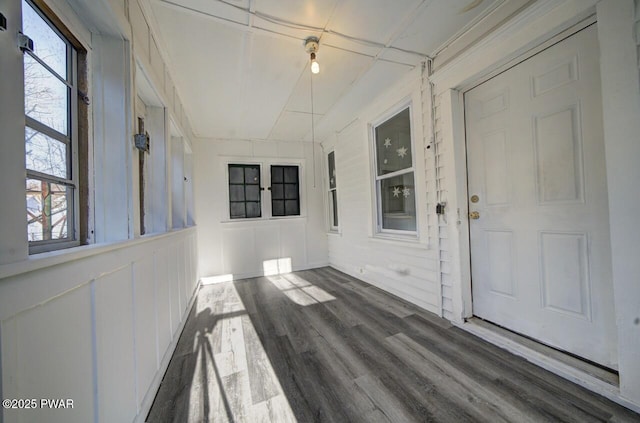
30, 0, 85, 52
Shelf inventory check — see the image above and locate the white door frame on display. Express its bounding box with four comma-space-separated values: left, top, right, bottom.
431, 0, 598, 323
430, 0, 640, 412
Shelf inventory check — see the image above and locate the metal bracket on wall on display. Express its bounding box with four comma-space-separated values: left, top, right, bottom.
0, 13, 7, 31
18, 33, 34, 52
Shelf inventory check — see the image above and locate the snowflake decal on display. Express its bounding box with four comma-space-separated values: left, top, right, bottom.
384, 138, 392, 148
392, 186, 401, 197
403, 187, 411, 198
397, 146, 408, 158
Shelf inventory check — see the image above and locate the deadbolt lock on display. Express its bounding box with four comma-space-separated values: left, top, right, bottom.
470, 195, 479, 203
469, 211, 480, 220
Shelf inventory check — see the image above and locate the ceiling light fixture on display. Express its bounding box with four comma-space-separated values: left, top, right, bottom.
304, 36, 320, 187
304, 36, 320, 74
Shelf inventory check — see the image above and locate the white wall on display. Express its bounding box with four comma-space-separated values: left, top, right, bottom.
0, 230, 198, 423
0, 0, 200, 422
596, 0, 640, 406
323, 67, 441, 314
194, 139, 327, 279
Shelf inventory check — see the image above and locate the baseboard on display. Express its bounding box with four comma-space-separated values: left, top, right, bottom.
204, 262, 330, 283
134, 281, 201, 423
457, 319, 640, 414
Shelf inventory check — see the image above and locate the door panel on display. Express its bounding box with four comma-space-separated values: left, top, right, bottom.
466, 24, 617, 368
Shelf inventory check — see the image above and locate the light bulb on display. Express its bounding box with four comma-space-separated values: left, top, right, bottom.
311, 59, 320, 74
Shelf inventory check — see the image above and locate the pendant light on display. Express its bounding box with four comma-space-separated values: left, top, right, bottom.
304, 36, 320, 74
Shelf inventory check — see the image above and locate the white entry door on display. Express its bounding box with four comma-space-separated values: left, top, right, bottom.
465, 25, 617, 369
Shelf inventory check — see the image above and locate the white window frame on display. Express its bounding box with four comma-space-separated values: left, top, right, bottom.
326, 150, 339, 232
23, 0, 80, 254
370, 101, 419, 238
222, 158, 306, 222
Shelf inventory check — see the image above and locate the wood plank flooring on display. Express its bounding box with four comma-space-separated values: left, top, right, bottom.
147, 267, 640, 422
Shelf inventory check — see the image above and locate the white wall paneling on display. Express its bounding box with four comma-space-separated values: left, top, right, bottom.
194, 139, 328, 279
0, 229, 199, 423
322, 67, 441, 314
596, 0, 640, 406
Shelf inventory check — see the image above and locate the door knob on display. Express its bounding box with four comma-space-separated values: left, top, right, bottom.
469, 211, 480, 220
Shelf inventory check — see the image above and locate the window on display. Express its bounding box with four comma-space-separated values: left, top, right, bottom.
226, 163, 301, 219
373, 107, 417, 233
270, 165, 300, 217
327, 151, 338, 229
23, 0, 85, 252
228, 164, 262, 219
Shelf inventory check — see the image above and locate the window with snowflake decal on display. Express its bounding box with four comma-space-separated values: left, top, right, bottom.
373, 107, 416, 233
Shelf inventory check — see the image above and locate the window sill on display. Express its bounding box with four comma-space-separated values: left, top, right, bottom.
221, 215, 307, 224
0, 227, 197, 280
327, 230, 341, 236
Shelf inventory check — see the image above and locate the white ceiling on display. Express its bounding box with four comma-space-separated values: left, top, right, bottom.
148, 0, 502, 142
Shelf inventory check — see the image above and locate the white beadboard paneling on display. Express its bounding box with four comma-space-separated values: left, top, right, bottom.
169, 242, 183, 335
195, 139, 328, 279
0, 230, 198, 423
2, 286, 94, 423
150, 36, 165, 87
255, 225, 282, 263
130, 0, 149, 61
134, 256, 158, 406
279, 221, 308, 269
223, 228, 258, 275
94, 266, 137, 423
155, 247, 172, 356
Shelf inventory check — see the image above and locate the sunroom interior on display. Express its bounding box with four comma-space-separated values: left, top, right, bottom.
1, 0, 640, 421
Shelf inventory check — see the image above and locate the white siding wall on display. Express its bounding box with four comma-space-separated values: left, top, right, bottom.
194, 139, 328, 279
0, 229, 198, 423
431, 92, 456, 320
325, 68, 441, 314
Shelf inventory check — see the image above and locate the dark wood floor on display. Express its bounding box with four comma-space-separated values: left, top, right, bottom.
147, 267, 640, 422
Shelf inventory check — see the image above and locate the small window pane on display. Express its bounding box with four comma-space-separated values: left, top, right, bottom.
22, 0, 67, 78
245, 167, 260, 184
285, 200, 299, 216
328, 151, 336, 189
271, 167, 283, 183
284, 166, 298, 183
230, 202, 245, 219
271, 183, 283, 200
246, 202, 261, 218
25, 127, 67, 178
284, 184, 298, 200
24, 54, 69, 135
375, 108, 412, 176
229, 185, 245, 202
245, 185, 260, 202
272, 200, 284, 216
26, 178, 72, 241
229, 166, 244, 183
331, 190, 338, 227
229, 164, 261, 219
380, 172, 416, 231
